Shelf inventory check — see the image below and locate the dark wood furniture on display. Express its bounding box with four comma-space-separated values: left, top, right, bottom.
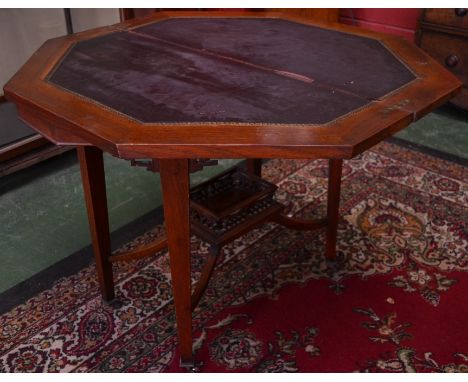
4, 11, 461, 370
417, 8, 468, 110
189, 165, 332, 309
269, 8, 339, 22
0, 9, 76, 176
0, 99, 62, 177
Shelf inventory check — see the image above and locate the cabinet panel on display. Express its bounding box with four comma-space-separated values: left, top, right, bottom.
424, 8, 468, 29
419, 30, 468, 84
418, 8, 468, 109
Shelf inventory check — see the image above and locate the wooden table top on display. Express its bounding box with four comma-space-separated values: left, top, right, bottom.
4, 11, 462, 160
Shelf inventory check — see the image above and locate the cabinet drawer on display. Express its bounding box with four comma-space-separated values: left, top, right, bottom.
423, 8, 468, 29
419, 30, 468, 85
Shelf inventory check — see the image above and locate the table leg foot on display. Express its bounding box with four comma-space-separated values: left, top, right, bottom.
180, 357, 198, 372
325, 159, 343, 261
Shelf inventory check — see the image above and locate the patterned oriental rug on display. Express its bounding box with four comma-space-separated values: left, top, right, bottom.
0, 142, 467, 372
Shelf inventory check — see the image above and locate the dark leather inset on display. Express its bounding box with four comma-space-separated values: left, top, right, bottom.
48, 18, 416, 125
135, 18, 416, 100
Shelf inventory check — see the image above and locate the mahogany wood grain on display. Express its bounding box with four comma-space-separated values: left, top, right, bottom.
417, 9, 468, 109
191, 202, 283, 247
0, 95, 58, 173
77, 146, 115, 301
246, 159, 262, 177
418, 31, 468, 84
190, 167, 277, 220
4, 11, 462, 161
325, 159, 343, 260
0, 135, 49, 163
0, 144, 70, 177
423, 8, 468, 30
2, 12, 463, 371
159, 159, 193, 368
271, 8, 340, 22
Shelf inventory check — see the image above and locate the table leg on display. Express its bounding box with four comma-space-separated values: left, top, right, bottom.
246, 159, 262, 177
159, 159, 194, 368
325, 159, 343, 260
77, 146, 115, 301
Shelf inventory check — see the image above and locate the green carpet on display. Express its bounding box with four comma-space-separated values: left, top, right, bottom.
396, 105, 468, 159
0, 105, 466, 293
0, 154, 239, 292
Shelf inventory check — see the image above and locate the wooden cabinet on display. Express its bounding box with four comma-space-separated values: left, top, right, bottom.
270, 9, 339, 22
417, 8, 468, 110
423, 8, 468, 29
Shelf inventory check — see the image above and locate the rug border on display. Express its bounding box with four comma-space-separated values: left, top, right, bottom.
0, 205, 165, 315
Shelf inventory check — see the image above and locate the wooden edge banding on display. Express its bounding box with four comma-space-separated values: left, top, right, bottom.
5, 10, 460, 161
109, 237, 168, 263
273, 214, 328, 231
0, 134, 48, 163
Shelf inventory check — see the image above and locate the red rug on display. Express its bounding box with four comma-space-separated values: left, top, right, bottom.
1, 142, 467, 372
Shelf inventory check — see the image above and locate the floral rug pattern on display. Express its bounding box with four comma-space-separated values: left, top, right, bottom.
0, 142, 467, 372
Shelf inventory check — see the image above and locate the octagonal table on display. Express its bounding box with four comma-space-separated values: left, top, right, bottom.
4, 11, 461, 369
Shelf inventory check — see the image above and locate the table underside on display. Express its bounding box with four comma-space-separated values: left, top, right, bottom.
48, 18, 416, 125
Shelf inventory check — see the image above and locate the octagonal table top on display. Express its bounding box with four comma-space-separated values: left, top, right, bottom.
4, 11, 462, 159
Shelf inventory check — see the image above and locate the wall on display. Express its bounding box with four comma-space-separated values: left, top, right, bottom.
0, 9, 120, 93
0, 9, 68, 93
340, 9, 422, 41
70, 9, 120, 33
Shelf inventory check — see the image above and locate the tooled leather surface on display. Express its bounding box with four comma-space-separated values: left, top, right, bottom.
48, 18, 416, 125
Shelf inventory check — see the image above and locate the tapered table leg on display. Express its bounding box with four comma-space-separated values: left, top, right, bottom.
325, 159, 343, 260
159, 159, 194, 368
246, 159, 262, 177
77, 146, 115, 301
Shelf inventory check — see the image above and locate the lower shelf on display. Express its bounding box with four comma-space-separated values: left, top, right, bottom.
190, 167, 284, 247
